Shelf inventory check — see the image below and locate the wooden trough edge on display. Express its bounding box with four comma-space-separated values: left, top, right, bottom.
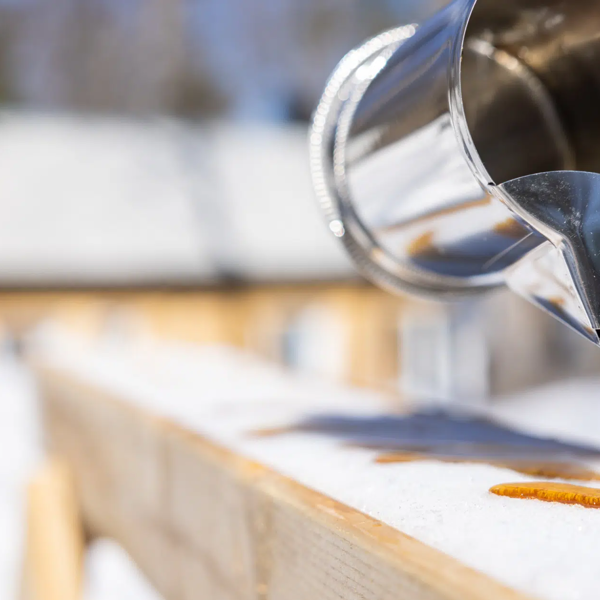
33, 361, 532, 600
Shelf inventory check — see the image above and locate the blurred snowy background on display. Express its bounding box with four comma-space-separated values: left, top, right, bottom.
0, 1, 446, 598
0, 0, 442, 120
0, 0, 445, 287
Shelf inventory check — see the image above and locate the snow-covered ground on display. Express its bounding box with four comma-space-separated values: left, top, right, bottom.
0, 113, 354, 286
0, 346, 161, 599
0, 352, 40, 599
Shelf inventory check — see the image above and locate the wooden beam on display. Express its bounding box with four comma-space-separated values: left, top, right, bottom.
20, 459, 85, 600
34, 363, 529, 600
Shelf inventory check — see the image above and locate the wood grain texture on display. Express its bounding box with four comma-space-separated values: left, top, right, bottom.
34, 363, 531, 600
20, 459, 85, 600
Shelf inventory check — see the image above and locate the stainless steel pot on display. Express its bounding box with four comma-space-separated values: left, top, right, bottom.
311, 0, 600, 345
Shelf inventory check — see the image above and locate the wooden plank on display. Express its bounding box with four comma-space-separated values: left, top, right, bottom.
20, 459, 85, 600
0, 285, 406, 396
34, 363, 529, 600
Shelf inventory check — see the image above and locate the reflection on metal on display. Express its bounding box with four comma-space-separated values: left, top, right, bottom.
501, 171, 600, 332
505, 242, 599, 344
311, 0, 600, 346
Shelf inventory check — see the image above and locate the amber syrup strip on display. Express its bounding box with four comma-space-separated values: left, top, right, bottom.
490, 482, 600, 508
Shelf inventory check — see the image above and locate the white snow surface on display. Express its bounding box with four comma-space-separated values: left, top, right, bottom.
0, 113, 353, 285
85, 540, 162, 600
26, 329, 600, 600
0, 354, 41, 600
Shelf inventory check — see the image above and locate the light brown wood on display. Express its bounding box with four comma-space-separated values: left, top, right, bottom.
34, 362, 531, 600
20, 459, 85, 600
0, 287, 407, 398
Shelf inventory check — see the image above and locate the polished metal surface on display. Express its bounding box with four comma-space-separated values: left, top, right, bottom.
502, 171, 600, 334
311, 0, 600, 345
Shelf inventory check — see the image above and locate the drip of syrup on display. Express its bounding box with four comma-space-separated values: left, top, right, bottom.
376, 452, 600, 481
375, 452, 600, 481
490, 482, 600, 508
